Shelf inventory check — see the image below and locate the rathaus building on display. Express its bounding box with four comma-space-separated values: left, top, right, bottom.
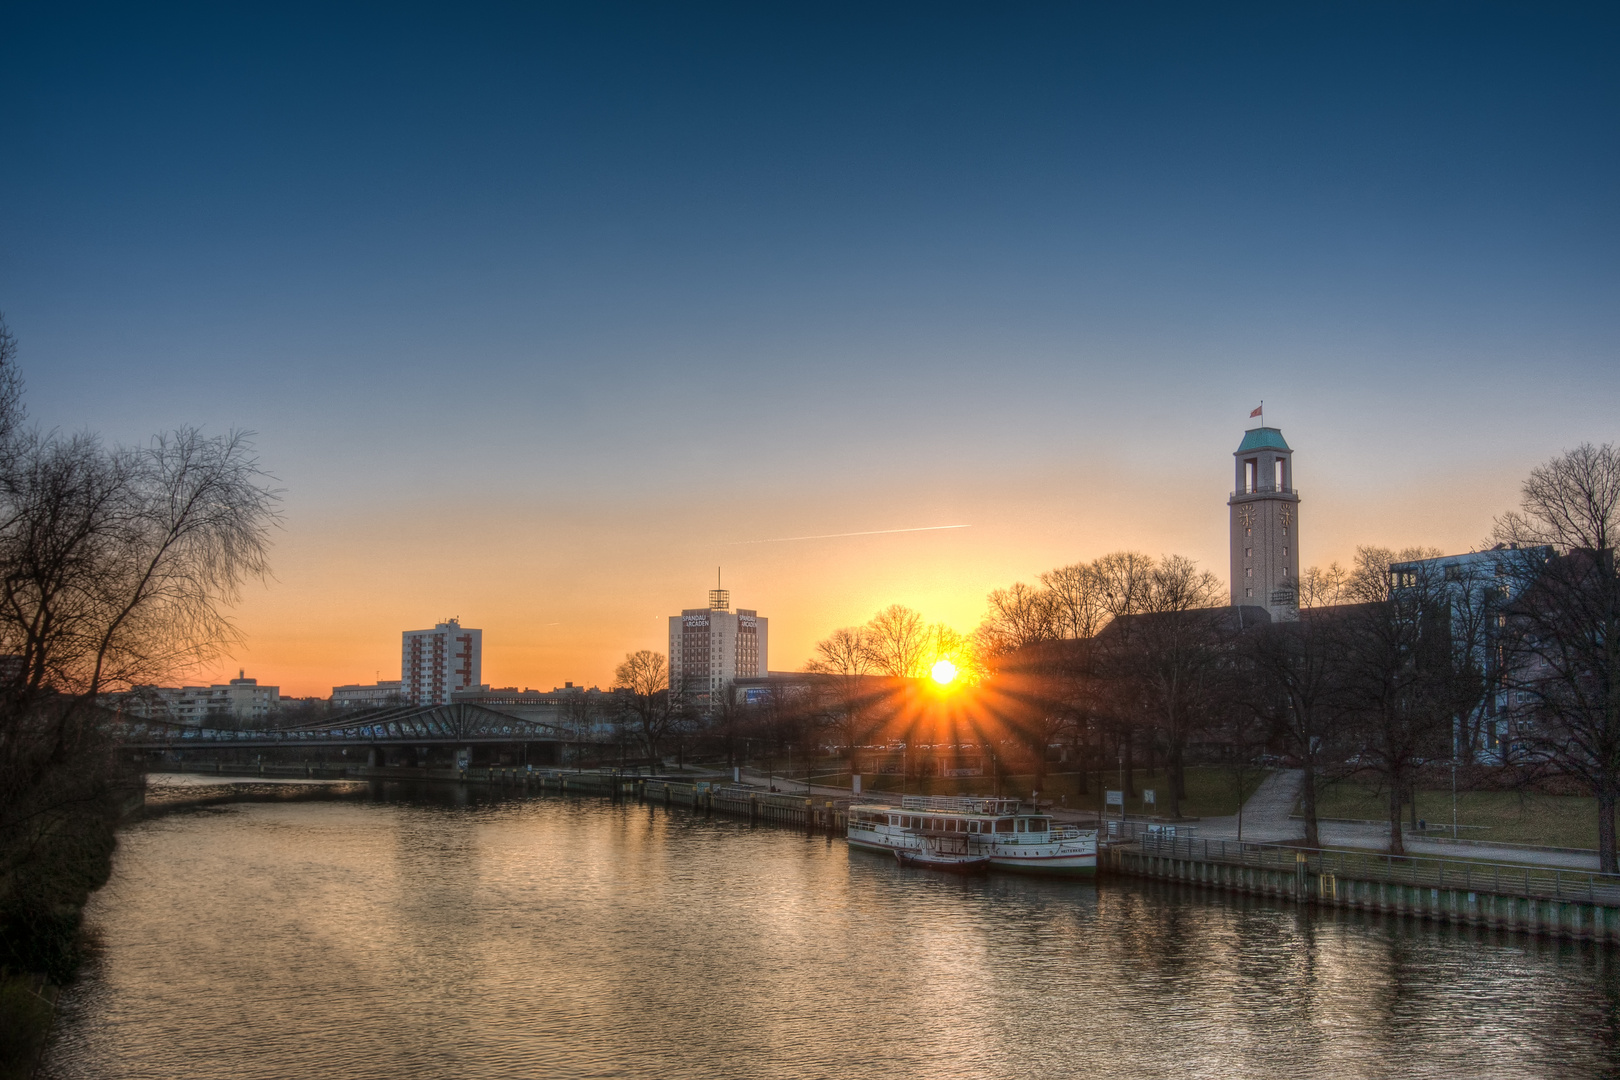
1228, 426, 1301, 620
668, 586, 768, 710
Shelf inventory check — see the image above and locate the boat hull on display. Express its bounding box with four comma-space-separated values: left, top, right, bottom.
850, 837, 1097, 878
895, 849, 991, 874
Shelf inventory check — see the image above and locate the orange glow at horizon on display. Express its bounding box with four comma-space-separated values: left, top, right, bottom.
195, 453, 1524, 699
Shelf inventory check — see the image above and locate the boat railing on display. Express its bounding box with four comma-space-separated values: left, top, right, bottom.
899, 794, 1021, 814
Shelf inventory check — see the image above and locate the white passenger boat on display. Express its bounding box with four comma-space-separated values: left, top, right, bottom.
848, 795, 1097, 877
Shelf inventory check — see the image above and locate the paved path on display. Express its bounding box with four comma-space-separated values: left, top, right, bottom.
1194, 769, 1600, 870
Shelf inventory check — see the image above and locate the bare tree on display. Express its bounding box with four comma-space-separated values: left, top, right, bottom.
1088, 551, 1159, 799
1337, 546, 1456, 855
979, 639, 1077, 801
1040, 562, 1108, 640
1295, 562, 1349, 609
805, 626, 878, 773
1095, 555, 1225, 818
1247, 569, 1351, 847
0, 428, 278, 699
863, 604, 931, 678
613, 650, 680, 768
0, 316, 281, 979
0, 315, 22, 455
560, 690, 600, 762
1093, 550, 1155, 619
977, 582, 1057, 659
925, 622, 981, 682
1495, 443, 1620, 871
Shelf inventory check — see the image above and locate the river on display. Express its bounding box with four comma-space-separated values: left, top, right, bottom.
40, 781, 1620, 1079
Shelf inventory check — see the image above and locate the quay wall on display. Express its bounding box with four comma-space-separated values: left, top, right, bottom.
1110, 838, 1620, 943
156, 762, 1619, 943
149, 762, 852, 834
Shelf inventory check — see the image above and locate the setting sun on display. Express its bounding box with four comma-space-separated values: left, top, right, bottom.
930, 658, 959, 685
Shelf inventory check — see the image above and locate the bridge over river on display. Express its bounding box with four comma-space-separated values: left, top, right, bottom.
117, 703, 567, 766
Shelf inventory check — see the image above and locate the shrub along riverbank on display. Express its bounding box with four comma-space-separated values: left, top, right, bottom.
0, 764, 137, 1079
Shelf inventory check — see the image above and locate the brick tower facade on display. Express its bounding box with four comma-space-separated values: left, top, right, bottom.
1229, 427, 1301, 620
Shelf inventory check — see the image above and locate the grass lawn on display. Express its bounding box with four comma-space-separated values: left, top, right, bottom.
802, 766, 1268, 819
1313, 778, 1598, 850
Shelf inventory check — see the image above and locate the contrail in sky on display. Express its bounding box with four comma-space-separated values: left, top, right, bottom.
729, 524, 971, 545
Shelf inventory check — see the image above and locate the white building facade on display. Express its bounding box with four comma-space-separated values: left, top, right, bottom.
667, 588, 767, 709
402, 619, 482, 706
1389, 546, 1551, 761
332, 680, 405, 709
121, 671, 280, 726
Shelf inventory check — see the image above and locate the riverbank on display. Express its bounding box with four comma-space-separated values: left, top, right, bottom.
0, 775, 141, 1080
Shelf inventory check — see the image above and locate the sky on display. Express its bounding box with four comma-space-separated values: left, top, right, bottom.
2, 3, 1616, 696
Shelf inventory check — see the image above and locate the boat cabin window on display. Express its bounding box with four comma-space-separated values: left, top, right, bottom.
995, 819, 1015, 833
889, 815, 900, 826
1027, 818, 1049, 832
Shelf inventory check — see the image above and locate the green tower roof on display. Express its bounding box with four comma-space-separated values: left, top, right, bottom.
1236, 427, 1290, 453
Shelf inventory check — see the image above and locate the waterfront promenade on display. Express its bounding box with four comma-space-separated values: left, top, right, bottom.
750, 766, 1601, 872
1194, 770, 1602, 871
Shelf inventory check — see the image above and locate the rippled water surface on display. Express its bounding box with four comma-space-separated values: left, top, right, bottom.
42, 784, 1620, 1079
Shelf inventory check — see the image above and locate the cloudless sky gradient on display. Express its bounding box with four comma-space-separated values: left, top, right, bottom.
2, 3, 1616, 694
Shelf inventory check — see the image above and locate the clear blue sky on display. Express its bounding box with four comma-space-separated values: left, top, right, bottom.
2, 3, 1616, 693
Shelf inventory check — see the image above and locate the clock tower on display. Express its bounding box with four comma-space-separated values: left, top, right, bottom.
1229, 426, 1300, 619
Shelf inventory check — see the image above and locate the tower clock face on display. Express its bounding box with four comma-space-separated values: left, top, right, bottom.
1237, 505, 1255, 528
1281, 507, 1293, 528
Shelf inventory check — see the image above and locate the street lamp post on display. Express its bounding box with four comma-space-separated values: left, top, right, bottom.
1118, 746, 1125, 823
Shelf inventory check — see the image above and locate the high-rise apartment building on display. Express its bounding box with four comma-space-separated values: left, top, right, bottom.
402, 619, 482, 705
1228, 426, 1301, 620
668, 587, 767, 707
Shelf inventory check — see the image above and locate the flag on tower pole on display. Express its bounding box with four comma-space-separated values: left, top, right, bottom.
1249, 404, 1263, 418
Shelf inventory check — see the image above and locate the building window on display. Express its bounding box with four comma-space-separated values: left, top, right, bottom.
1245, 548, 1252, 558
1245, 528, 1251, 538
1245, 568, 1252, 578
1282, 548, 1288, 557
1245, 588, 1253, 598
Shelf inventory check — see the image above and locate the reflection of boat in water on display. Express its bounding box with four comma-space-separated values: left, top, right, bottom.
894, 832, 991, 873
849, 795, 1098, 877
